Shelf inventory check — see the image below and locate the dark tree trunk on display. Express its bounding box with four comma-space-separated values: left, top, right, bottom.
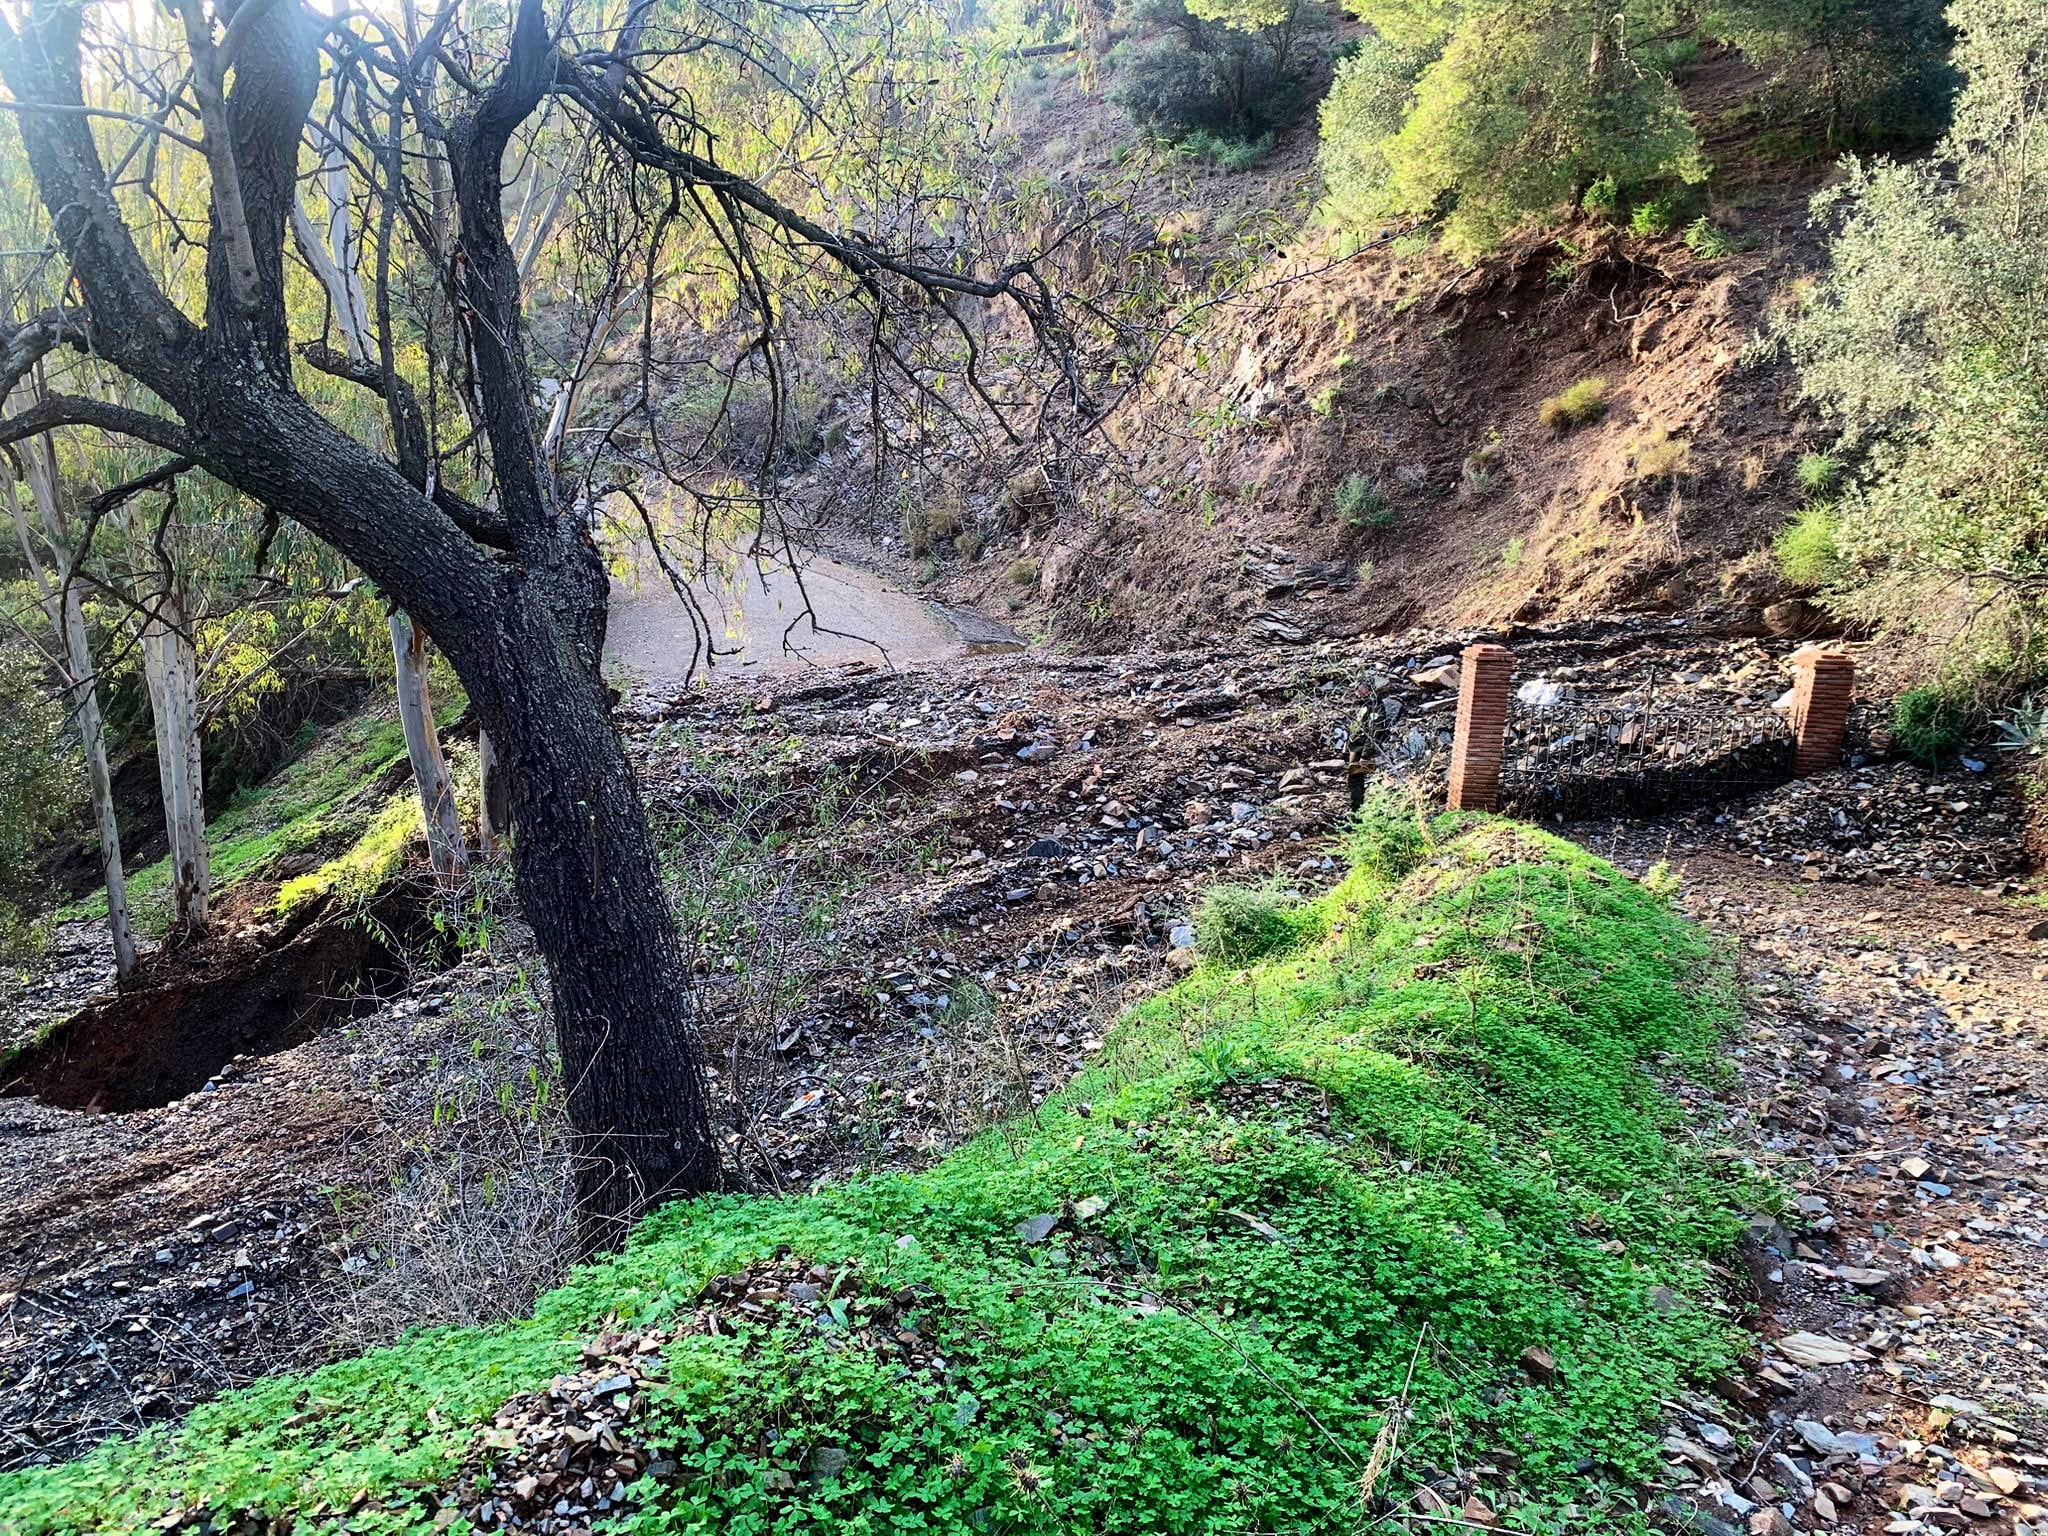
0, 0, 1034, 1244
465, 546, 720, 1246
163, 383, 723, 1243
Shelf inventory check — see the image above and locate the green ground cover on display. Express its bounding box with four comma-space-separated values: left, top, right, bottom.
63, 697, 462, 935
3, 807, 1766, 1534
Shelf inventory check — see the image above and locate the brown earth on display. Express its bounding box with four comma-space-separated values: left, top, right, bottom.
799, 44, 1835, 664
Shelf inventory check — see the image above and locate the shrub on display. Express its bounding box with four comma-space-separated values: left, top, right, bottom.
900, 501, 935, 556
1180, 127, 1277, 170
1683, 217, 1747, 258
1310, 384, 1341, 416
1346, 785, 1430, 881
926, 494, 964, 541
1006, 555, 1040, 587
955, 527, 987, 561
1780, 0, 2048, 692
1194, 879, 1316, 965
1582, 173, 1621, 218
1775, 504, 1845, 590
1108, 0, 1333, 140
1795, 452, 1841, 495
1892, 684, 1971, 764
1629, 193, 1688, 237
1538, 377, 1609, 431
1634, 430, 1691, 481
1334, 471, 1393, 528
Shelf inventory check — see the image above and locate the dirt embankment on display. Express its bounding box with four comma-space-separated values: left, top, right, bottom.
794, 45, 1835, 657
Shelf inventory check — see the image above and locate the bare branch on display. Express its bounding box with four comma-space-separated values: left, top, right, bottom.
0, 304, 89, 400
0, 392, 194, 455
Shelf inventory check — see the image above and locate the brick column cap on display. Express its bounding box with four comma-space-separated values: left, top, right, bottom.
1793, 647, 1854, 669
1462, 642, 1515, 660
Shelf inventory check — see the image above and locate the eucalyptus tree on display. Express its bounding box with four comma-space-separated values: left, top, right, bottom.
0, 0, 1107, 1239
3, 414, 136, 976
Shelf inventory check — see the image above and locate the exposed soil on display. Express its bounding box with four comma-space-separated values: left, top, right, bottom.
3, 889, 433, 1113
781, 48, 1843, 668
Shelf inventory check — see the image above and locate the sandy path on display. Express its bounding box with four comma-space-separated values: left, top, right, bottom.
605, 544, 969, 699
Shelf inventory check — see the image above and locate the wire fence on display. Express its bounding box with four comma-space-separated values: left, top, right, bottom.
1497, 676, 1796, 819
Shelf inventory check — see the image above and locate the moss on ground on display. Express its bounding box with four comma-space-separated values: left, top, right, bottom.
2, 814, 1768, 1534
64, 695, 462, 935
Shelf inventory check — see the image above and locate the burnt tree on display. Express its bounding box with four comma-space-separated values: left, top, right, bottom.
0, 0, 1091, 1245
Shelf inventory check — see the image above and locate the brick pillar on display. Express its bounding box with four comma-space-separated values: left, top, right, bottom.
1447, 644, 1515, 812
1789, 649, 1854, 777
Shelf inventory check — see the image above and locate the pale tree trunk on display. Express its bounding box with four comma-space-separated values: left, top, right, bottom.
476, 728, 507, 854
4, 439, 138, 978
389, 610, 467, 886
140, 578, 209, 940
294, 99, 468, 869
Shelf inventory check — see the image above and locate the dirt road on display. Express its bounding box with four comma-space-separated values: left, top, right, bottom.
604, 542, 983, 695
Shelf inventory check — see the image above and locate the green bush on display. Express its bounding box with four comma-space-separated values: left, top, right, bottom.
1628, 193, 1689, 237
1795, 452, 1841, 495
1109, 0, 1333, 139
1682, 217, 1747, 258
1345, 787, 1431, 881
1892, 685, 1971, 764
0, 823, 1764, 1536
1700, 0, 1955, 154
1334, 472, 1393, 528
1774, 504, 1845, 590
1780, 0, 2048, 692
1179, 127, 1277, 170
1194, 880, 1317, 965
1318, 0, 1705, 252
1538, 377, 1609, 431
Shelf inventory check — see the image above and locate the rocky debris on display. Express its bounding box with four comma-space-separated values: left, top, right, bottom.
464, 1329, 670, 1533
0, 1181, 320, 1466
1683, 762, 2030, 885
0, 949, 542, 1472
1599, 823, 2046, 1536
686, 1260, 941, 1371
0, 919, 153, 1058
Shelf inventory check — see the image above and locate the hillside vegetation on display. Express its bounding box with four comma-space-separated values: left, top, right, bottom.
0, 814, 1764, 1534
